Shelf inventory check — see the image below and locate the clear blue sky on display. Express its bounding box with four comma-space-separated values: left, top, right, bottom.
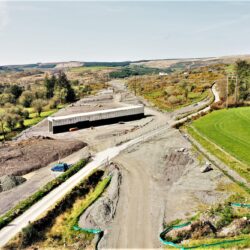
0, 1, 250, 65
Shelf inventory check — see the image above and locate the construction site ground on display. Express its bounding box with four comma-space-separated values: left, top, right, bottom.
0, 80, 241, 248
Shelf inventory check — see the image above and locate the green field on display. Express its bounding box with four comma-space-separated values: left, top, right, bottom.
192, 107, 250, 166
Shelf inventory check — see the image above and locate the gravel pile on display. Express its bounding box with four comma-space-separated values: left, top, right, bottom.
79, 165, 122, 229
0, 175, 26, 192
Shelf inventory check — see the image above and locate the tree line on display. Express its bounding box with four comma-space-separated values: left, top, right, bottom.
235, 60, 250, 102
0, 72, 76, 140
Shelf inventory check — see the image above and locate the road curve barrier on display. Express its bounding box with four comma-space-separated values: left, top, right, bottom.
159, 203, 250, 249
73, 225, 102, 234
230, 202, 250, 208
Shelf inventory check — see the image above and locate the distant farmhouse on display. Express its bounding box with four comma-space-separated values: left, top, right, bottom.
159, 72, 168, 76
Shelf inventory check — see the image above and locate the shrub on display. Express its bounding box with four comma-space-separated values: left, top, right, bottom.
168, 95, 181, 104
32, 99, 47, 117
48, 97, 60, 109
21, 223, 40, 248
19, 91, 34, 107
22, 110, 29, 119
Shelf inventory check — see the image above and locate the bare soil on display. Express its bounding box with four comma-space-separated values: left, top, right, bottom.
0, 146, 89, 216
0, 136, 86, 176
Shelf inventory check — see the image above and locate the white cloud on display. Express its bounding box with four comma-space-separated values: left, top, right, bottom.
0, 1, 9, 31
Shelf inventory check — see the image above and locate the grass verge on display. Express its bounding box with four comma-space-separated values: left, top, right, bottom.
186, 126, 250, 185
45, 175, 111, 247
182, 235, 250, 250
0, 158, 88, 230
175, 89, 214, 120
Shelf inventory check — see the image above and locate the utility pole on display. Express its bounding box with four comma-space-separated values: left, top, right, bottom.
226, 75, 229, 109
235, 76, 238, 106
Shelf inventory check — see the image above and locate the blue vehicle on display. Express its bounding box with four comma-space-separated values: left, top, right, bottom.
51, 163, 69, 172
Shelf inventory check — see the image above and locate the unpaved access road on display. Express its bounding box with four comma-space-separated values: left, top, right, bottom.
99, 129, 233, 249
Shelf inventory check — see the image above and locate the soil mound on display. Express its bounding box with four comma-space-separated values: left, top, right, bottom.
0, 137, 86, 176
218, 218, 250, 237
79, 165, 121, 229
0, 175, 26, 192
166, 221, 216, 243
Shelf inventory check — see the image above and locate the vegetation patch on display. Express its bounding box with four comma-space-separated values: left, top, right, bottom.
183, 235, 250, 249
163, 193, 250, 250
109, 65, 166, 78
127, 64, 224, 111
43, 176, 110, 247
4, 170, 108, 249
0, 159, 88, 231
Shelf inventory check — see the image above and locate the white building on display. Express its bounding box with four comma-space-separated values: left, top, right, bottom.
159, 72, 168, 76
48, 105, 144, 133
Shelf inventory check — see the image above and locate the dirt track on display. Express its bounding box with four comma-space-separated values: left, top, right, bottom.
99, 129, 232, 248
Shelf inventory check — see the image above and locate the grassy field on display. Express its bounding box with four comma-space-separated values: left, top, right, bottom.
189, 107, 250, 182
192, 107, 250, 166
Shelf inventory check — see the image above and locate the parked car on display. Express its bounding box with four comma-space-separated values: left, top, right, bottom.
51, 162, 69, 172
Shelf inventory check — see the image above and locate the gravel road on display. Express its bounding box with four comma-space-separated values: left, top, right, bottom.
99, 129, 232, 248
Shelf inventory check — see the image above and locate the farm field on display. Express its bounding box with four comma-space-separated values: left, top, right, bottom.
192, 107, 250, 166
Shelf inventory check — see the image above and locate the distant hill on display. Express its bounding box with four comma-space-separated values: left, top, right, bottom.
1, 54, 250, 73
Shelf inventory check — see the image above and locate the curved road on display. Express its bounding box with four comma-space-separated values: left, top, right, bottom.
171, 83, 220, 125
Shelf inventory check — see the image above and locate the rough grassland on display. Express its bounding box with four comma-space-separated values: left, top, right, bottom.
192, 107, 250, 166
